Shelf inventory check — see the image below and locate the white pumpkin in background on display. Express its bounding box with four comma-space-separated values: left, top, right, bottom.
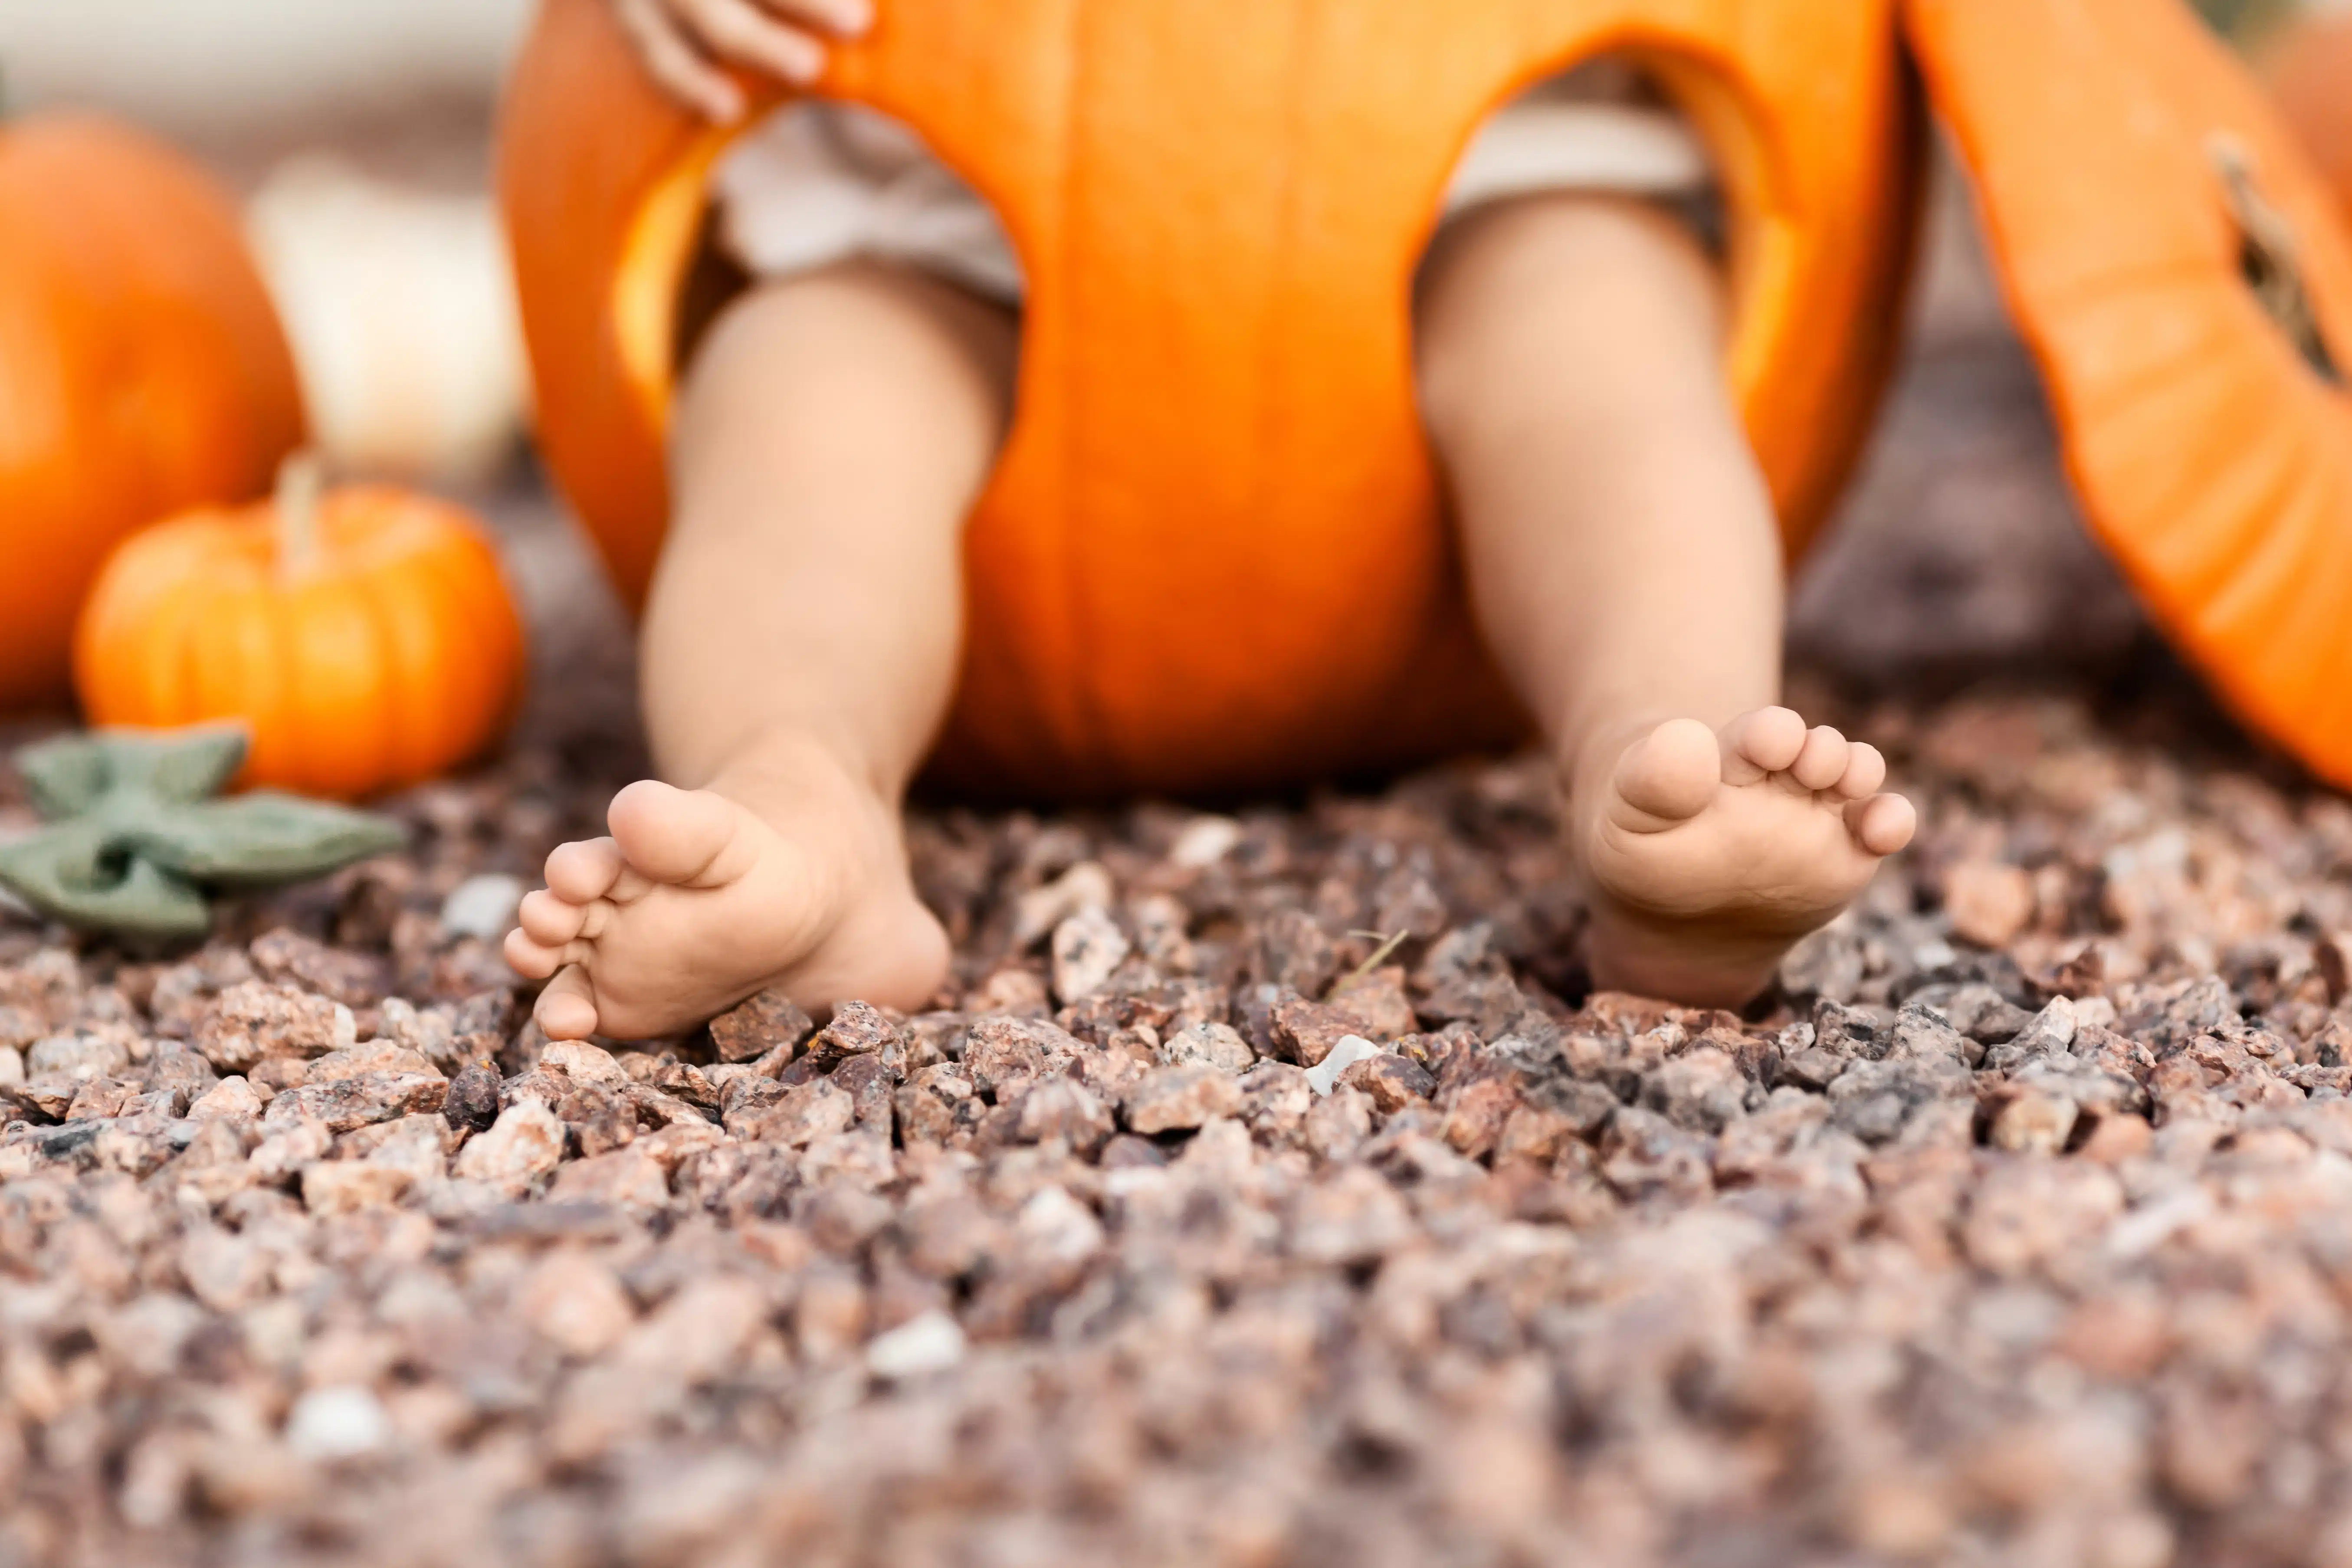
246, 157, 529, 486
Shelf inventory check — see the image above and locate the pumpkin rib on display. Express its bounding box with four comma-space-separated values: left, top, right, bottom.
2125, 387, 2314, 600
2283, 468, 2352, 739
451, 527, 525, 717
247, 576, 301, 788
154, 574, 236, 726
2191, 430, 2351, 651
164, 593, 211, 731
277, 577, 366, 797
375, 558, 455, 787
2048, 289, 2251, 415
163, 540, 252, 725
2064, 318, 2292, 538
2189, 467, 2330, 663
2063, 341, 2306, 613
402, 515, 521, 779
353, 573, 407, 795
396, 544, 501, 780
2035, 257, 2235, 319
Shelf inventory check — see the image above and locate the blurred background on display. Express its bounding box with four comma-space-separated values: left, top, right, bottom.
0, 0, 526, 180
0, 0, 2340, 743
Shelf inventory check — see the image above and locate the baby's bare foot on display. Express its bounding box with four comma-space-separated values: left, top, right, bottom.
503, 747, 948, 1041
1575, 707, 1916, 1008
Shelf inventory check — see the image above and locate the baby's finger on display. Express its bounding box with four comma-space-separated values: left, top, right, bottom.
672, 0, 827, 85
752, 0, 873, 39
616, 0, 745, 121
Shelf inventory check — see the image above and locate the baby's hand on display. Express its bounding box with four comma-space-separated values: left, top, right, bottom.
612, 0, 872, 122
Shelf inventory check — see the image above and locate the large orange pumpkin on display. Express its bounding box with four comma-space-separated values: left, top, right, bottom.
74, 457, 526, 800
0, 115, 305, 712
499, 0, 1922, 798
1908, 0, 2352, 787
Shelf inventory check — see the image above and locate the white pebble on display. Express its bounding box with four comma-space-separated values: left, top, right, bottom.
285, 1384, 390, 1460
1011, 860, 1114, 949
1017, 1185, 1105, 1266
1050, 905, 1131, 1005
2072, 994, 2119, 1031
1169, 816, 1243, 869
1910, 938, 1958, 973
865, 1310, 968, 1380
1306, 1035, 1385, 1097
440, 873, 526, 941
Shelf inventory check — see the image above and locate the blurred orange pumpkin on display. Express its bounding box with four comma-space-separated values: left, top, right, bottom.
73, 456, 526, 800
499, 0, 1922, 798
1908, 0, 2352, 785
0, 115, 305, 712
2260, 9, 2352, 226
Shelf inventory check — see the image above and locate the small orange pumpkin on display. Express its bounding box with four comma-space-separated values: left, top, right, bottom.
2260, 9, 2352, 225
499, 0, 1922, 798
0, 114, 306, 713
73, 457, 527, 800
1907, 0, 2352, 787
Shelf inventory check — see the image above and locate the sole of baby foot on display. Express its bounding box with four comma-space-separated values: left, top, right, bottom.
1573, 706, 1916, 1009
502, 755, 948, 1041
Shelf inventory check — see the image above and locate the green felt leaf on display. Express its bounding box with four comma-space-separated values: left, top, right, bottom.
15, 739, 108, 821
17, 726, 250, 818
3, 723, 405, 940
124, 794, 407, 884
0, 823, 213, 940
107, 727, 251, 805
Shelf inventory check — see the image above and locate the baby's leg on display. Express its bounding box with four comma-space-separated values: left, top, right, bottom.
508, 261, 1017, 1038
1417, 194, 1915, 1007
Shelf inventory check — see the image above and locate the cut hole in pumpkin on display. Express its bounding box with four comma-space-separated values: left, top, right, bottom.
1416, 57, 1725, 276
675, 100, 1031, 378
2213, 134, 2344, 384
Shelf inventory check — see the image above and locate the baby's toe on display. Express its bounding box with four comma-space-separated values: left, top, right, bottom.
546, 836, 627, 903
534, 967, 603, 1042
1846, 793, 1918, 857
608, 781, 745, 886
1722, 707, 1807, 782
517, 888, 590, 946
1834, 743, 1887, 801
1788, 726, 1850, 792
1613, 718, 1721, 825
504, 928, 582, 981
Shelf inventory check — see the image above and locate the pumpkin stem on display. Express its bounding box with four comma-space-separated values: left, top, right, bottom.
2211, 136, 2342, 385
274, 451, 326, 575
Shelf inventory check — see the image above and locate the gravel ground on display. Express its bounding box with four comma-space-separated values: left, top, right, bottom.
9, 172, 2352, 1568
